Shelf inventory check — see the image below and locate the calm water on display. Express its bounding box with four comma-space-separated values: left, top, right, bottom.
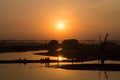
0, 51, 120, 80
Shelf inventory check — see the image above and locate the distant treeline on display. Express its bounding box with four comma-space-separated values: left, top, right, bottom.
0, 39, 120, 53
0, 40, 120, 44
0, 40, 50, 53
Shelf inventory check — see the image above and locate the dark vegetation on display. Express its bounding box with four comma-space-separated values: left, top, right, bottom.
0, 39, 120, 55
0, 40, 49, 53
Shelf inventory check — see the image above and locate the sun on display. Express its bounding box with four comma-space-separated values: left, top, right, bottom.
58, 23, 63, 29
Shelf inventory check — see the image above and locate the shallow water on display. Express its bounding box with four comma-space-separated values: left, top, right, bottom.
0, 51, 120, 80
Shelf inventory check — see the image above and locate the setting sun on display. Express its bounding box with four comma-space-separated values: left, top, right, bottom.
58, 23, 63, 29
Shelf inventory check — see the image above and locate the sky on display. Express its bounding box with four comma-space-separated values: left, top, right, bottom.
0, 0, 120, 40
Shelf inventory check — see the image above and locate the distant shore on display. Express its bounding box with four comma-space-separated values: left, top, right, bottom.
0, 41, 48, 53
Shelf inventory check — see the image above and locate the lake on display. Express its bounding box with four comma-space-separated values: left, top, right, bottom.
0, 51, 120, 80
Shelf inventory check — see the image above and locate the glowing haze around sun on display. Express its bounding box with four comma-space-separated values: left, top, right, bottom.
58, 23, 64, 30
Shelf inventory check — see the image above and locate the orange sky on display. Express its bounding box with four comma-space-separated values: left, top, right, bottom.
0, 0, 120, 40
